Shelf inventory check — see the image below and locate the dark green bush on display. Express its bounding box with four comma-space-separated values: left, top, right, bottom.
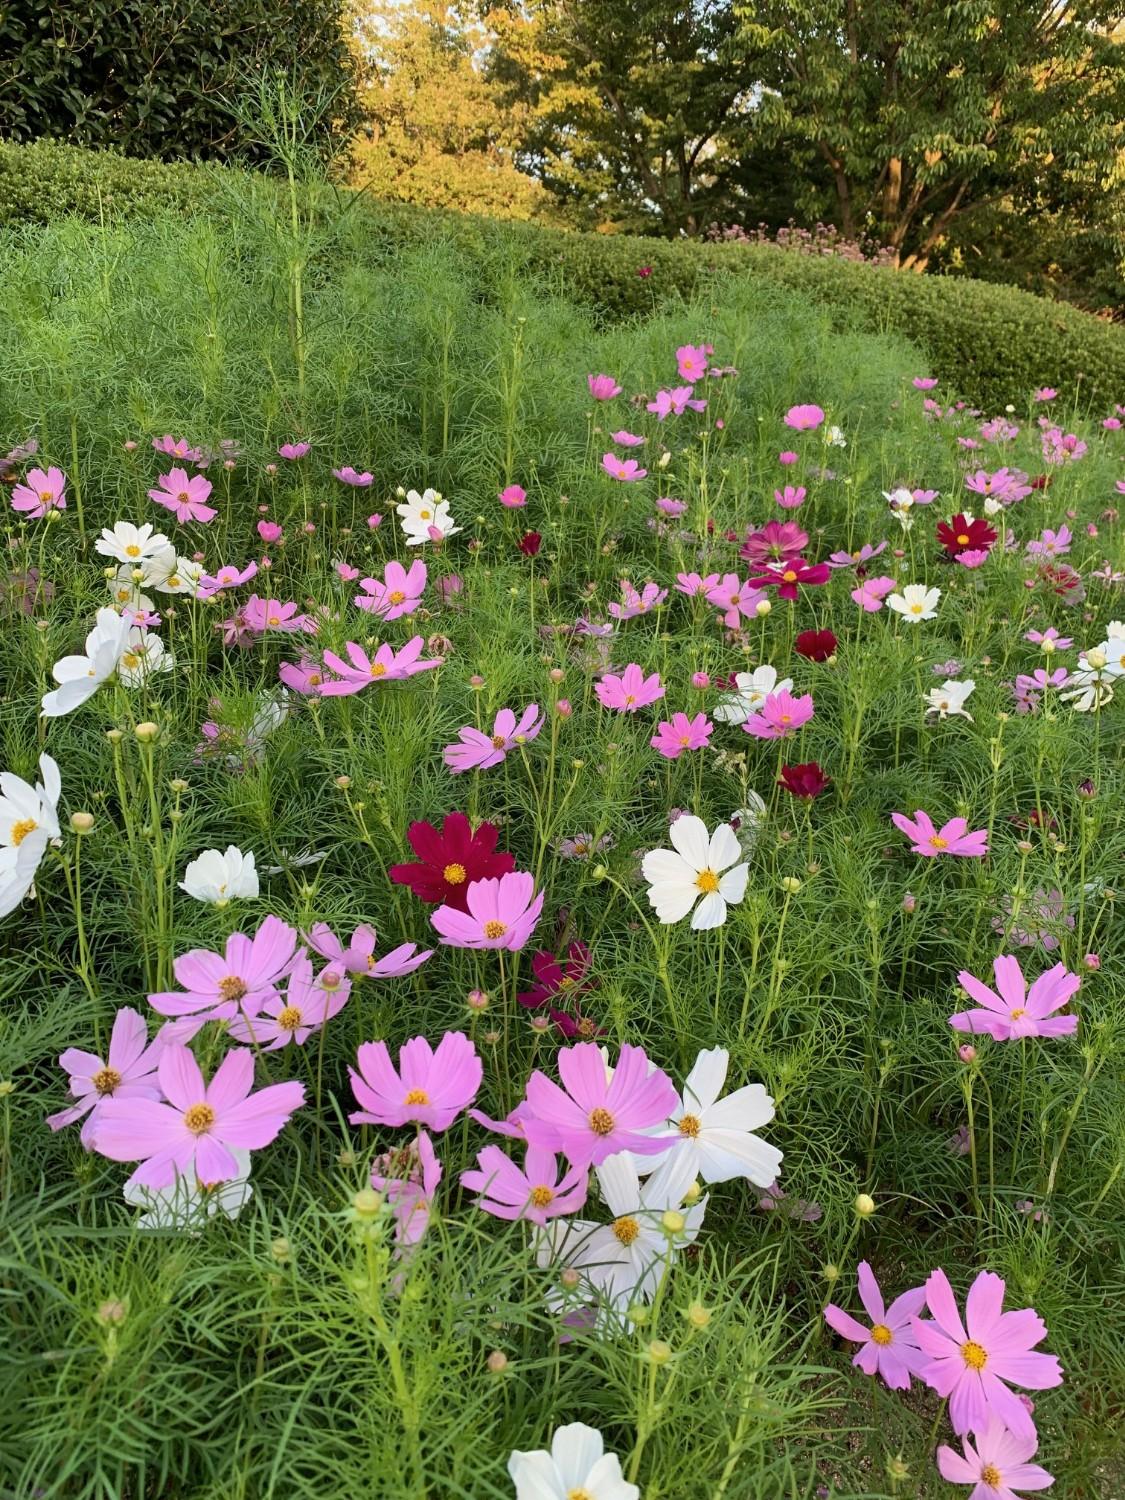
2, 139, 1123, 412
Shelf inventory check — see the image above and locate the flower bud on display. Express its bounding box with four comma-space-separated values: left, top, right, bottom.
486, 1349, 509, 1373
685, 1300, 712, 1329
959, 1045, 977, 1063
823, 1263, 840, 1283
70, 811, 95, 834
271, 1236, 291, 1263
549, 668, 565, 683
96, 1298, 128, 1326
335, 775, 351, 789
134, 722, 158, 742
780, 876, 802, 894
467, 988, 489, 1012
1083, 953, 1100, 971
661, 1209, 685, 1235
352, 1187, 382, 1219
646, 1339, 672, 1365
854, 1193, 877, 1218
560, 1268, 580, 1290
755, 599, 772, 617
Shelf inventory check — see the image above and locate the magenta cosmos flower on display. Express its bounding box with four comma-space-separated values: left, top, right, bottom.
148, 915, 299, 1028
823, 1261, 927, 1391
740, 520, 808, 565
747, 556, 831, 600
950, 955, 1080, 1041
227, 952, 351, 1050
153, 434, 202, 462
46, 1006, 163, 1149
430, 871, 545, 951
742, 689, 814, 739
587, 373, 622, 401
354, 559, 427, 620
318, 636, 443, 695
498, 483, 527, 508
602, 453, 648, 481
443, 703, 544, 772
523, 1041, 677, 1168
912, 1268, 1063, 1441
333, 466, 374, 486
306, 921, 432, 979
148, 467, 217, 524
938, 1417, 1054, 1500
594, 663, 664, 712
11, 465, 67, 518
651, 711, 713, 759
460, 1143, 589, 1226
783, 403, 825, 431
892, 810, 988, 858
349, 1030, 481, 1132
95, 1043, 305, 1189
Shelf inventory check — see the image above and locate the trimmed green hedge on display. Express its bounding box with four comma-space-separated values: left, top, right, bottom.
3, 138, 1124, 411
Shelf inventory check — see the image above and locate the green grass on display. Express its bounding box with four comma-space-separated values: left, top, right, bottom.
0, 193, 1122, 1500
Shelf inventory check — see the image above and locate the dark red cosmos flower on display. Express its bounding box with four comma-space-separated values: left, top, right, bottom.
518, 531, 542, 557
794, 628, 838, 662
518, 942, 596, 1009
552, 1008, 607, 1040
637, 266, 653, 279
936, 513, 997, 557
746, 556, 830, 600
389, 812, 515, 911
1029, 474, 1051, 491
778, 762, 831, 799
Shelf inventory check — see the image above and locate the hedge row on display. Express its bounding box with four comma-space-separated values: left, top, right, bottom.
3, 138, 1124, 411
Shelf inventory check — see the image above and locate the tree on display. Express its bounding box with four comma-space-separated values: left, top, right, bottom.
0, 0, 358, 164
347, 1, 549, 218
734, 1, 1125, 269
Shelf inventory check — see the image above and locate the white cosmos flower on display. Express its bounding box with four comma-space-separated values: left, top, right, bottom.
152, 557, 204, 595
0, 834, 52, 920
642, 815, 749, 930
713, 665, 793, 724
887, 582, 941, 622
883, 488, 913, 509
730, 793, 768, 856
924, 678, 975, 721
982, 496, 1004, 517
180, 846, 259, 905
117, 630, 174, 688
1060, 656, 1115, 712
124, 1149, 253, 1231
42, 607, 133, 718
95, 521, 175, 570
0, 753, 61, 921
508, 1423, 638, 1500
1094, 637, 1125, 677
1106, 620, 1123, 638
825, 424, 846, 447
107, 565, 157, 613
396, 488, 461, 546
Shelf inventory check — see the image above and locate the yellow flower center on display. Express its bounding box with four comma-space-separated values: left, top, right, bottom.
443, 862, 467, 884
568, 1491, 594, 1500
929, 835, 949, 850
1010, 1008, 1026, 1020
729, 593, 740, 604
40, 490, 55, 503
695, 868, 720, 893
121, 652, 141, 670
388, 589, 406, 604
10, 817, 37, 846
483, 919, 508, 939
956, 533, 970, 545
782, 570, 798, 583
125, 544, 141, 557
404, 1088, 430, 1106
780, 712, 792, 723
871, 1323, 893, 1346
980, 1465, 1002, 1489
678, 1114, 702, 1138
177, 491, 190, 504
277, 1006, 303, 1030
961, 1340, 988, 1370
910, 603, 924, 614
491, 733, 507, 747
92, 1066, 122, 1096
678, 735, 691, 746
419, 509, 432, 520
612, 1215, 641, 1245
183, 1103, 215, 1135
268, 615, 281, 626
369, 661, 387, 676
589, 1107, 615, 1136
852, 549, 862, 559
529, 1185, 554, 1208
218, 976, 249, 1002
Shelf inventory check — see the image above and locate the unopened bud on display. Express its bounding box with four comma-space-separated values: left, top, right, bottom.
134, 722, 158, 742
646, 1339, 672, 1365
70, 811, 95, 834
685, 1301, 712, 1329
352, 1188, 382, 1218
486, 1349, 508, 1373
661, 1209, 685, 1235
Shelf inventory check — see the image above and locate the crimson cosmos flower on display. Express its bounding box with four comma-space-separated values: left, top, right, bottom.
794, 628, 838, 661
746, 556, 830, 600
518, 942, 597, 1009
389, 812, 516, 912
779, 762, 831, 799
518, 531, 542, 556
936, 513, 997, 558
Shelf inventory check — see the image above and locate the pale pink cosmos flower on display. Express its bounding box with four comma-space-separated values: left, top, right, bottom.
460, 1143, 588, 1225
607, 580, 668, 620
1034, 388, 1057, 402
94, 1043, 305, 1190
774, 485, 806, 509
938, 1416, 1054, 1500
153, 435, 202, 462
318, 636, 443, 695
828, 542, 887, 569
950, 955, 1080, 1041
11, 465, 67, 518
148, 468, 217, 525
349, 1030, 482, 1132
587, 374, 622, 401
148, 915, 299, 1028
594, 663, 664, 712
705, 573, 766, 628
1025, 627, 1072, 651
891, 810, 988, 858
278, 442, 310, 460
676, 343, 709, 381
964, 468, 1032, 506
656, 497, 687, 516
651, 711, 713, 759
333, 466, 373, 486
355, 559, 427, 620
742, 689, 814, 739
646, 387, 706, 419
197, 561, 258, 598
913, 377, 938, 390
523, 1041, 677, 1167
305, 921, 432, 979
279, 656, 333, 694
228, 952, 350, 1050
602, 453, 648, 481
911, 1268, 1063, 1441
47, 1007, 163, 1148
956, 549, 990, 569
443, 704, 544, 772
783, 403, 825, 431
851, 575, 898, 611
372, 1131, 442, 1252
611, 430, 645, 448
823, 1261, 928, 1391
431, 871, 545, 951
674, 571, 720, 597
1025, 527, 1071, 558
243, 595, 315, 634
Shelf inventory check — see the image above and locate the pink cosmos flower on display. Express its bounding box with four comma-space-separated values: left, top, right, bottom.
646, 387, 706, 419
498, 483, 527, 508
243, 595, 315, 634
318, 636, 443, 695
747, 556, 830, 599
461, 1143, 589, 1226
912, 1268, 1063, 1441
829, 542, 888, 569
197, 561, 258, 598
608, 580, 668, 620
742, 690, 814, 739
740, 520, 808, 565
1034, 388, 1057, 402
1025, 527, 1071, 558
257, 520, 283, 543
611, 430, 645, 448
913, 378, 938, 390
956, 549, 990, 569
443, 704, 544, 772
778, 450, 799, 465
522, 1042, 677, 1168
674, 571, 721, 597
336, 562, 360, 582
94, 1043, 305, 1189
705, 573, 766, 628
823, 1261, 928, 1391
333, 466, 373, 486
355, 559, 427, 620
148, 468, 217, 524
964, 469, 1032, 506
46, 1007, 164, 1149
372, 1131, 442, 1251
153, 435, 203, 462
1042, 428, 1086, 465
891, 810, 989, 858
852, 576, 900, 612
148, 916, 299, 1030
676, 343, 709, 381
950, 956, 1080, 1041
279, 656, 333, 694
775, 485, 806, 510
228, 953, 350, 1050
594, 663, 665, 712
430, 871, 545, 951
587, 374, 622, 401
602, 453, 648, 481
1025, 627, 1072, 650
783, 404, 825, 431
306, 921, 432, 979
938, 1416, 1054, 1500
656, 497, 687, 516
278, 442, 310, 460
349, 1031, 482, 1131
11, 465, 67, 518
650, 711, 713, 758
